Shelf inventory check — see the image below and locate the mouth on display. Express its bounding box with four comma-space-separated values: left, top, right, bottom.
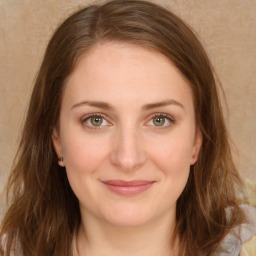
101, 180, 156, 196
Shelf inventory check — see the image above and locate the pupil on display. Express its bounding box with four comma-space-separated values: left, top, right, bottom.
154, 117, 165, 126
92, 117, 103, 126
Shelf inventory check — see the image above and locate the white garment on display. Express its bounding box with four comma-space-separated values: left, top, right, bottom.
216, 205, 256, 256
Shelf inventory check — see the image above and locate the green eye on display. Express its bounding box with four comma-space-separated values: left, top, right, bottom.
83, 113, 110, 129
152, 117, 166, 126
90, 116, 103, 126
148, 114, 174, 128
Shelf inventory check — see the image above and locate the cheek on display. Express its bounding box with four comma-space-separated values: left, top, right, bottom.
61, 132, 110, 175
156, 141, 191, 186
160, 142, 191, 196
149, 131, 194, 193
61, 133, 111, 204
151, 134, 194, 172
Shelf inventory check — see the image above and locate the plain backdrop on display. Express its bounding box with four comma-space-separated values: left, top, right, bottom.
0, 0, 256, 196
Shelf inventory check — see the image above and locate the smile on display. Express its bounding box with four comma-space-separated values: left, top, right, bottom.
101, 180, 156, 196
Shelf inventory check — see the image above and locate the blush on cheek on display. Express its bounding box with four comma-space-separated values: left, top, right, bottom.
63, 136, 109, 175
154, 139, 192, 166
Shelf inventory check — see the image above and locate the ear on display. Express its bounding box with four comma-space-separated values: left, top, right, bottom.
190, 128, 202, 165
52, 128, 65, 167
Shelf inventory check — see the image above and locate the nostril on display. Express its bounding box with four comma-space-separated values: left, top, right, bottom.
109, 137, 147, 171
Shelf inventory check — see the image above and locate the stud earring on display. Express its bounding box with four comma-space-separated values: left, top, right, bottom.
58, 156, 65, 167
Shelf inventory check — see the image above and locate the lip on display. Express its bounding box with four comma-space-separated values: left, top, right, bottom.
101, 180, 155, 196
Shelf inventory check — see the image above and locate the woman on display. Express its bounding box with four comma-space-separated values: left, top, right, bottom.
0, 0, 255, 255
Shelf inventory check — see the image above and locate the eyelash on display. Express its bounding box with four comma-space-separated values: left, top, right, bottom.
81, 113, 110, 129
148, 113, 175, 128
81, 112, 175, 129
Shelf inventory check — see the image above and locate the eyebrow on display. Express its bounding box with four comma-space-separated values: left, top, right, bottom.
142, 99, 184, 111
71, 101, 112, 110
71, 99, 184, 111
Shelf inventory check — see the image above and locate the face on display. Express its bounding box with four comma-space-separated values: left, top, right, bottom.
52, 42, 202, 227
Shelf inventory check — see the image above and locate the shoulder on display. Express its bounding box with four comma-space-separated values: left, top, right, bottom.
239, 205, 256, 256
217, 205, 256, 256
240, 235, 256, 256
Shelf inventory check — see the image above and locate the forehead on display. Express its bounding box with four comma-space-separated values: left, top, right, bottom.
63, 42, 194, 112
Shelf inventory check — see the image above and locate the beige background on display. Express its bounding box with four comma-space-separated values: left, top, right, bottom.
0, 0, 256, 196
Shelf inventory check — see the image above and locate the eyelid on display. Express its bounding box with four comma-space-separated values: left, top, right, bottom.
145, 112, 175, 128
80, 112, 175, 129
81, 112, 112, 129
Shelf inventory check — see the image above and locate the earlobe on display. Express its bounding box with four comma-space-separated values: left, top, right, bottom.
191, 128, 203, 165
52, 128, 64, 167
57, 156, 65, 167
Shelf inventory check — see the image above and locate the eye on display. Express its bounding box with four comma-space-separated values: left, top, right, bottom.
147, 114, 174, 128
82, 114, 110, 128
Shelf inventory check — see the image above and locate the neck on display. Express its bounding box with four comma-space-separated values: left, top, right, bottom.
76, 210, 179, 256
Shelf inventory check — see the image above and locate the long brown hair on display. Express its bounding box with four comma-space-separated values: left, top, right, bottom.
0, 1, 246, 255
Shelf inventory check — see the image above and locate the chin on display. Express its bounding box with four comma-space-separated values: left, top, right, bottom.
100, 204, 158, 228
105, 215, 152, 228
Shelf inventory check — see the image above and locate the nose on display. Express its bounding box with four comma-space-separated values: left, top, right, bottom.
109, 126, 147, 172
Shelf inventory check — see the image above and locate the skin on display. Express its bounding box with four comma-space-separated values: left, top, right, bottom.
52, 42, 202, 256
